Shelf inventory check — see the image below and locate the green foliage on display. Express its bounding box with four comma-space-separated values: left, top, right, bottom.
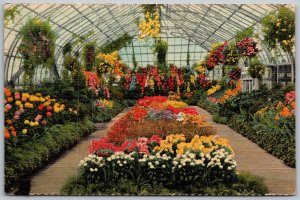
99, 33, 133, 54
18, 17, 56, 85
63, 54, 81, 73
261, 7, 295, 53
228, 114, 295, 167
153, 39, 168, 66
212, 114, 227, 124
235, 27, 254, 42
61, 172, 267, 195
82, 41, 96, 71
5, 118, 95, 192
4, 5, 20, 26
249, 57, 265, 80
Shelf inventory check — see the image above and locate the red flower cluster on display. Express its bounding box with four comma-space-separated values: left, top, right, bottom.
84, 71, 100, 93
88, 135, 162, 156
136, 73, 147, 94
237, 38, 258, 57
89, 137, 137, 155
228, 69, 241, 80
124, 71, 132, 90
207, 42, 228, 70
168, 106, 198, 115
149, 66, 162, 87
198, 74, 212, 89
285, 91, 295, 103
132, 106, 149, 121
137, 96, 168, 107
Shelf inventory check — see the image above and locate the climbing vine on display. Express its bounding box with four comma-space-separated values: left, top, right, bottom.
18, 17, 56, 85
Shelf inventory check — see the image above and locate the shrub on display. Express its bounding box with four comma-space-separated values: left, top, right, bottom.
5, 118, 95, 193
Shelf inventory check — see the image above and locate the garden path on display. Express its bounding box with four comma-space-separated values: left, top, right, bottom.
29, 107, 132, 195
192, 106, 296, 195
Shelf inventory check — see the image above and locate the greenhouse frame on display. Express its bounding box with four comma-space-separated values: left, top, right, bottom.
3, 3, 296, 196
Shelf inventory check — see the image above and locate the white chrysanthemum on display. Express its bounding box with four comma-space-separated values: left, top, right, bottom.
107, 157, 112, 161
162, 165, 166, 168
155, 161, 159, 165
90, 168, 94, 172
173, 161, 178, 165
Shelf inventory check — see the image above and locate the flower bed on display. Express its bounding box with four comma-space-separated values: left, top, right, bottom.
61, 96, 268, 195
5, 118, 95, 192
209, 87, 295, 167
107, 96, 215, 144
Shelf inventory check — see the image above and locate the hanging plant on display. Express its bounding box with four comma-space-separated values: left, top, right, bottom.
228, 68, 241, 80
138, 4, 161, 39
261, 7, 295, 54
82, 41, 96, 71
153, 39, 168, 67
249, 57, 265, 80
206, 42, 228, 70
18, 17, 56, 85
237, 38, 259, 57
223, 42, 240, 66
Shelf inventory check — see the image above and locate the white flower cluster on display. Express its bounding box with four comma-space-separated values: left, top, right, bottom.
172, 151, 205, 170
79, 154, 105, 172
206, 148, 237, 170
79, 148, 238, 174
139, 153, 171, 169
176, 112, 185, 122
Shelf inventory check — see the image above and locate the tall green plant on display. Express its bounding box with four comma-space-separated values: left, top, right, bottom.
153, 39, 168, 67
249, 57, 265, 80
82, 42, 96, 71
18, 17, 56, 85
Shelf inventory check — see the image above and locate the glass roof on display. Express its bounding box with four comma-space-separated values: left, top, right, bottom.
4, 4, 294, 85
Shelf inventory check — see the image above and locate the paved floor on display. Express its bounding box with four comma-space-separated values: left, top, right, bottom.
29, 108, 131, 195
29, 106, 296, 195
192, 106, 296, 195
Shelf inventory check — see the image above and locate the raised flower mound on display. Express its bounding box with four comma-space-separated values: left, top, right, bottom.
107, 96, 214, 143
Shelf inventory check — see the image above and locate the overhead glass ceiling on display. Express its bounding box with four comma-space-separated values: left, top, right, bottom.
4, 4, 294, 85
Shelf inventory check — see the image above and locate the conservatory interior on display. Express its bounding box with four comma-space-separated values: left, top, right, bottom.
3, 4, 295, 196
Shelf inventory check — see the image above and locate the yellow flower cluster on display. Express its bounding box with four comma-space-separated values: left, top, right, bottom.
98, 51, 119, 66
190, 75, 195, 85
24, 120, 39, 127
182, 115, 210, 128
255, 106, 269, 117
148, 78, 155, 90
138, 10, 160, 39
97, 51, 125, 76
207, 84, 221, 96
163, 100, 188, 108
153, 134, 234, 156
54, 103, 65, 113
195, 65, 206, 75
100, 99, 114, 108
176, 135, 233, 155
153, 134, 186, 154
